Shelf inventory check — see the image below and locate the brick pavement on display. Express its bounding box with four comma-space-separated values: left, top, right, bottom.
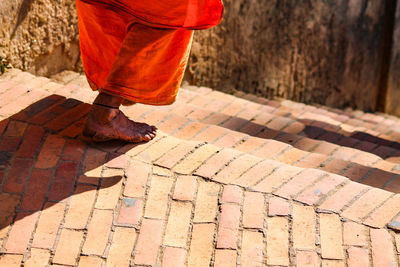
0, 69, 399, 266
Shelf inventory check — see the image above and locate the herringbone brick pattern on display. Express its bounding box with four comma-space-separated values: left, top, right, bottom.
0, 69, 399, 266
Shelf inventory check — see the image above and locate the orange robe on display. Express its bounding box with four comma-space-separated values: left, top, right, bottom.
76, 0, 223, 105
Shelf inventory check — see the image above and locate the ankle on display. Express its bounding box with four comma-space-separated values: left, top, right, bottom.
94, 92, 123, 108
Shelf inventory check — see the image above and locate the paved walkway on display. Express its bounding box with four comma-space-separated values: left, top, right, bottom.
0, 69, 399, 266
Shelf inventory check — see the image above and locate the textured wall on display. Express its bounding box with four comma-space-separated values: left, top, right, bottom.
188, 0, 390, 111
0, 0, 81, 76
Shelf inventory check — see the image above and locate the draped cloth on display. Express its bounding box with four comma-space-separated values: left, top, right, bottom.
76, 0, 223, 105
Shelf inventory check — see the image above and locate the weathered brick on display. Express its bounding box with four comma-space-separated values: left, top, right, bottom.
124, 159, 151, 198
343, 222, 368, 247
212, 130, 247, 148
0, 254, 23, 266
0, 193, 21, 239
157, 114, 189, 134
3, 158, 34, 193
134, 218, 163, 266
341, 188, 393, 222
48, 161, 78, 201
137, 135, 181, 162
266, 217, 289, 266
32, 202, 66, 249
217, 203, 241, 249
347, 247, 369, 267
319, 214, 343, 260
64, 184, 97, 229
155, 141, 198, 168
17, 125, 45, 158
0, 136, 22, 151
221, 185, 242, 204
194, 148, 241, 178
234, 137, 268, 153
45, 103, 90, 132
321, 260, 345, 267
82, 209, 113, 256
252, 166, 302, 193
106, 227, 137, 267
232, 159, 281, 188
213, 154, 262, 184
173, 121, 207, 140
81, 147, 107, 183
370, 229, 397, 267
363, 194, 400, 228
145, 176, 174, 219
252, 139, 290, 159
241, 230, 264, 267
117, 198, 143, 226
164, 201, 192, 247
274, 147, 308, 165
53, 229, 84, 266
193, 181, 220, 223
4, 120, 27, 136
187, 223, 215, 267
95, 169, 123, 209
292, 204, 316, 250
296, 251, 319, 267
5, 212, 38, 253
24, 248, 51, 267
35, 134, 65, 169
20, 169, 52, 211
192, 125, 228, 143
242, 191, 265, 229
214, 249, 237, 267
268, 196, 289, 216
173, 175, 197, 201
162, 247, 186, 267
174, 144, 220, 174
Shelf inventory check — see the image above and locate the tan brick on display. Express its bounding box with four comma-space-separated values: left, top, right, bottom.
78, 256, 103, 267
266, 217, 289, 266
32, 202, 66, 249
194, 148, 241, 178
232, 159, 281, 188
64, 184, 96, 229
252, 166, 302, 193
363, 194, 400, 228
221, 185, 242, 204
173, 144, 220, 174
319, 214, 343, 260
268, 196, 290, 216
124, 159, 151, 198
0, 254, 23, 266
106, 227, 137, 267
25, 248, 51, 267
213, 154, 262, 184
321, 260, 345, 267
82, 148, 107, 181
188, 224, 215, 267
95, 169, 124, 209
292, 204, 316, 250
145, 176, 174, 219
136, 135, 181, 162
134, 219, 163, 266
343, 222, 368, 246
296, 251, 319, 267
370, 229, 397, 267
242, 191, 265, 229
347, 247, 369, 267
155, 141, 198, 169
193, 181, 220, 223
5, 212, 39, 254
217, 203, 241, 249
396, 234, 400, 253
82, 209, 113, 256
162, 247, 186, 267
341, 188, 392, 222
164, 201, 192, 247
53, 229, 84, 266
214, 249, 237, 267
241, 230, 264, 267
173, 175, 197, 201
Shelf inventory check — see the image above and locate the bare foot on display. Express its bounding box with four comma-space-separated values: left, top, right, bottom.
83, 104, 157, 142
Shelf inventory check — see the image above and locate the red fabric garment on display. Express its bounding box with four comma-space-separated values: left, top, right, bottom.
76, 0, 222, 105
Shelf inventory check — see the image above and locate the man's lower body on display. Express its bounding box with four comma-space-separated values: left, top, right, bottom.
76, 0, 194, 142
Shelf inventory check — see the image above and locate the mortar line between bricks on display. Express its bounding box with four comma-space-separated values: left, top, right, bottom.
359, 193, 397, 224
381, 173, 400, 189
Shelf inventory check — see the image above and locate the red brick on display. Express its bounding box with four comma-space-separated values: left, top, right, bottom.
4, 120, 27, 136
12, 95, 65, 121
341, 188, 392, 222
124, 159, 151, 198
82, 209, 113, 255
217, 203, 241, 249
319, 158, 350, 176
202, 112, 230, 125
134, 218, 164, 266
35, 134, 65, 169
64, 184, 97, 229
0, 136, 22, 151
45, 103, 90, 132
242, 191, 265, 229
252, 166, 302, 193
17, 125, 45, 158
294, 137, 321, 151
268, 196, 289, 216
162, 247, 186, 267
343, 222, 368, 246
173, 175, 197, 201
275, 168, 326, 199
20, 169, 52, 210
117, 198, 143, 226
347, 247, 369, 267
195, 148, 241, 178
187, 223, 215, 267
295, 173, 346, 205
241, 230, 264, 267
30, 98, 81, 125
212, 130, 247, 148
351, 151, 380, 166
221, 185, 242, 204
232, 159, 282, 187
62, 139, 85, 162
0, 118, 9, 136
3, 158, 34, 193
318, 182, 367, 213
370, 229, 397, 267
341, 163, 371, 181
213, 154, 262, 184
363, 194, 400, 228
0, 194, 20, 240
266, 217, 289, 266
48, 161, 78, 201
331, 147, 360, 161
292, 204, 316, 250
0, 90, 47, 118
58, 116, 86, 138
214, 250, 237, 267
5, 212, 39, 253
155, 141, 198, 169
164, 201, 192, 247
53, 229, 84, 266
106, 227, 137, 267
266, 117, 292, 131
252, 139, 291, 159
32, 202, 66, 249
81, 147, 107, 183
24, 248, 51, 267
296, 251, 320, 267
283, 121, 305, 134
361, 168, 395, 188
319, 214, 344, 259
384, 176, 400, 193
